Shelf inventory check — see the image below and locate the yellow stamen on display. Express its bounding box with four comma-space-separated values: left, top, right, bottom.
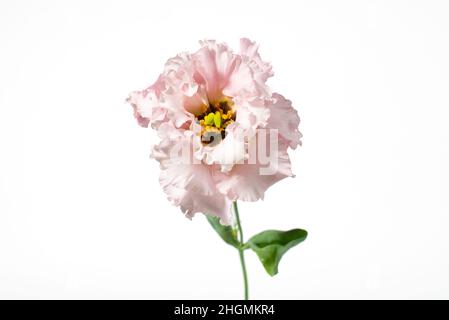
194, 97, 235, 145
204, 112, 215, 126
214, 111, 222, 128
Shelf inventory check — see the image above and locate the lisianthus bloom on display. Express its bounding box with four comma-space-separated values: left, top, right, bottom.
127, 39, 301, 224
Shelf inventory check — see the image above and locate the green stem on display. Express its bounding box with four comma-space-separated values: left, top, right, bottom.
233, 201, 249, 300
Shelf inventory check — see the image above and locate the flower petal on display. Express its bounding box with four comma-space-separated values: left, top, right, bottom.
195, 40, 239, 103
152, 124, 234, 224
162, 182, 233, 225
217, 131, 294, 202
202, 123, 248, 172
239, 38, 273, 96
267, 93, 302, 149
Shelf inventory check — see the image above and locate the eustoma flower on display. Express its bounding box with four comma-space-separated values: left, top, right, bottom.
127, 39, 307, 299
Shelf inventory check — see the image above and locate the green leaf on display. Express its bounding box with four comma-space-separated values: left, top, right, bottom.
244, 229, 307, 276
206, 215, 239, 248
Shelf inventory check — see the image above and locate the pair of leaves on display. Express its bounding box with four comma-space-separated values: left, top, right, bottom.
206, 215, 308, 276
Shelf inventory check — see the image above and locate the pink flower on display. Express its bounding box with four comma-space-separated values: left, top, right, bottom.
127, 39, 301, 224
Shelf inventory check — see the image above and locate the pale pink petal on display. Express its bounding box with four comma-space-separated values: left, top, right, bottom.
239, 38, 274, 83
217, 132, 294, 202
128, 54, 198, 129
183, 85, 208, 116
202, 123, 248, 172
194, 40, 239, 103
267, 93, 302, 149
132, 107, 150, 127
151, 124, 233, 224
222, 57, 254, 98
160, 163, 217, 196
127, 90, 157, 128
238, 38, 273, 97
162, 182, 233, 224
163, 53, 199, 97
156, 134, 214, 196
233, 96, 270, 130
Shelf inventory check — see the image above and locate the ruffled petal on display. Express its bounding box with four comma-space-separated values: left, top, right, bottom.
162, 182, 233, 224
239, 38, 273, 80
202, 123, 248, 172
151, 123, 233, 224
183, 85, 208, 116
233, 96, 270, 131
194, 40, 239, 103
127, 77, 166, 128
267, 93, 302, 149
216, 131, 294, 202
239, 38, 273, 96
128, 54, 197, 129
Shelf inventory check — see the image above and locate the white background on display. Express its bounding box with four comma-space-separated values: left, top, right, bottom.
1, 0, 448, 299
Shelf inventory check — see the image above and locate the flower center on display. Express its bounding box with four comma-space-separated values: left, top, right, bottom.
196, 97, 236, 145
